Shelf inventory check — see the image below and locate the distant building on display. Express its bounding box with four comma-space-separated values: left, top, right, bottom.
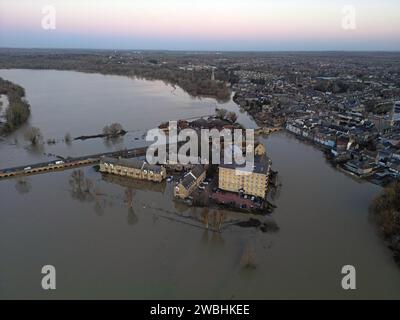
218, 155, 271, 198
393, 101, 400, 122
254, 142, 266, 156
389, 161, 400, 177
174, 165, 206, 199
369, 114, 393, 133
211, 68, 215, 81
99, 157, 166, 182
343, 159, 375, 176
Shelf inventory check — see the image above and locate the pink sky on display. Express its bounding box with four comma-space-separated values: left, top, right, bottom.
1, 0, 399, 50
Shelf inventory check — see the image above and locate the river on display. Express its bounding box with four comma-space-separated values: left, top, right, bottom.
0, 69, 399, 299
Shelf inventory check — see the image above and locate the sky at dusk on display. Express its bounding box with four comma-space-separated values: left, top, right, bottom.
0, 0, 399, 51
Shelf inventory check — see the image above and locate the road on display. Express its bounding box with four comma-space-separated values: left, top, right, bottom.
0, 146, 148, 179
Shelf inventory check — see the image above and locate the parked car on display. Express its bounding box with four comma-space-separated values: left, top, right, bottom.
55, 161, 64, 165
24, 167, 32, 171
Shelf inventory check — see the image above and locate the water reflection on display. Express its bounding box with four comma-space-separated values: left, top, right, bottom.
124, 188, 139, 226
127, 207, 138, 226
15, 178, 32, 194
69, 169, 95, 202
240, 242, 257, 270
93, 200, 105, 217
25, 143, 45, 157
102, 135, 124, 149
102, 173, 166, 193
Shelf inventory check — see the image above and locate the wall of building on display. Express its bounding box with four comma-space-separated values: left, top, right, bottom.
99, 162, 165, 182
218, 167, 268, 198
174, 170, 206, 199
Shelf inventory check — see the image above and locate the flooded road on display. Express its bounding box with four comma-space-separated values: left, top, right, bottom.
0, 70, 399, 299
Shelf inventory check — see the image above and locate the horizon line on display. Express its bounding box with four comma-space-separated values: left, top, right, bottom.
1, 46, 400, 54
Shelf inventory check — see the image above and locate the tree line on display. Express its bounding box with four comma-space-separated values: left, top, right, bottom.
370, 181, 400, 265
0, 77, 31, 134
0, 53, 231, 102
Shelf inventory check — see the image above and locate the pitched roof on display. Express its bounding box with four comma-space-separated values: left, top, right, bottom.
101, 157, 164, 173
179, 165, 205, 190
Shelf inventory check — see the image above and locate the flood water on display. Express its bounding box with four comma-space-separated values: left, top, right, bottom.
0, 69, 399, 299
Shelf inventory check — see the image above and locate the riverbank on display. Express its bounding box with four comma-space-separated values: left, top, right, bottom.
0, 49, 231, 102
370, 182, 400, 265
232, 96, 400, 268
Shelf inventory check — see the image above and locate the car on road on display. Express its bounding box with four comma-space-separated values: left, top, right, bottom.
24, 167, 31, 171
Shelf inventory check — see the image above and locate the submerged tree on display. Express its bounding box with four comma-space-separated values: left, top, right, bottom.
215, 108, 228, 120
103, 122, 125, 138
64, 132, 72, 145
240, 243, 257, 269
226, 111, 238, 123
15, 178, 31, 194
123, 188, 135, 208
212, 210, 226, 232
69, 169, 85, 193
69, 169, 95, 202
127, 207, 138, 226
24, 126, 42, 145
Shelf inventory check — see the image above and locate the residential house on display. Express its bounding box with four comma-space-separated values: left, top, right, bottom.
99, 157, 166, 182
174, 165, 206, 199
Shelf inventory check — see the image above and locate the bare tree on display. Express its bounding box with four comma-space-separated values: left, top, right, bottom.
215, 108, 228, 120
84, 177, 94, 193
124, 188, 135, 208
240, 243, 257, 269
127, 207, 138, 226
226, 111, 238, 123
201, 207, 209, 229
69, 169, 85, 193
64, 132, 72, 144
69, 170, 96, 202
15, 178, 31, 194
24, 126, 42, 145
103, 125, 110, 135
103, 122, 124, 137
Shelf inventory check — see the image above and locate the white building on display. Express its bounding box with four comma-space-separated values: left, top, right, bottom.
393, 101, 400, 122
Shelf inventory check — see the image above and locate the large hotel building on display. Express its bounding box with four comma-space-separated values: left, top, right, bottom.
218, 155, 271, 199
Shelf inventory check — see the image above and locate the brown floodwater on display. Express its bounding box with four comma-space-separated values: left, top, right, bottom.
0, 69, 399, 299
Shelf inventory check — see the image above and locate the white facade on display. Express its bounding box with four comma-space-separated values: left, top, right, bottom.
394, 101, 400, 122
